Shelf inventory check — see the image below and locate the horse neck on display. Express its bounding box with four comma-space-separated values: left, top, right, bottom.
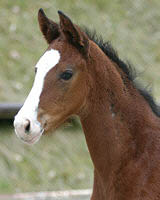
80, 42, 159, 196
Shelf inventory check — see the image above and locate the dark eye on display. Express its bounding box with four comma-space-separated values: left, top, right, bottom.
60, 70, 73, 80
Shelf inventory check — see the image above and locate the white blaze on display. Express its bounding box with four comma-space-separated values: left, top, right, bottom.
14, 49, 60, 144
25, 49, 60, 113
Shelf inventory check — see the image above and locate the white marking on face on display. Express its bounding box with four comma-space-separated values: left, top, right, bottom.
14, 49, 60, 144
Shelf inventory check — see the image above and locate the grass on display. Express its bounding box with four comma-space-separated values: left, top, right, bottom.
0, 0, 160, 194
0, 122, 93, 193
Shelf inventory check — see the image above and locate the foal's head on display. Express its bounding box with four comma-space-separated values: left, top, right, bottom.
14, 9, 91, 144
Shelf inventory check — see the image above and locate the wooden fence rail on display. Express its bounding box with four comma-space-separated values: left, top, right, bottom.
0, 103, 22, 120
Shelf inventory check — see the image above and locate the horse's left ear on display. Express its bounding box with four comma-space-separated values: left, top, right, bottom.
58, 11, 89, 57
38, 9, 60, 44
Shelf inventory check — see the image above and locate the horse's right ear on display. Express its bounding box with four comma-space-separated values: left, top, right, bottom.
38, 9, 60, 44
58, 11, 89, 58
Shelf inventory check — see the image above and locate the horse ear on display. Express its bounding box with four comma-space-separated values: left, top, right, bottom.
58, 11, 89, 57
38, 9, 60, 44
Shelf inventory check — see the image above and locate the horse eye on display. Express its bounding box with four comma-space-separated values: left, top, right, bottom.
60, 70, 73, 80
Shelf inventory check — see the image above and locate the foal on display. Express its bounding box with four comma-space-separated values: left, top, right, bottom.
14, 9, 160, 200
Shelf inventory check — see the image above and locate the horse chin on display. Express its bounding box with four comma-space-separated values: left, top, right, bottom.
43, 122, 61, 134
43, 117, 69, 134
22, 134, 42, 145
16, 130, 43, 145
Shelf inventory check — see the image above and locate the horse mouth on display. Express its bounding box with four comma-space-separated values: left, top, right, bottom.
42, 120, 63, 134
38, 112, 71, 134
20, 131, 44, 145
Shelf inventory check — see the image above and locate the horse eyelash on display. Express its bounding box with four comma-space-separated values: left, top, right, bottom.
60, 70, 73, 80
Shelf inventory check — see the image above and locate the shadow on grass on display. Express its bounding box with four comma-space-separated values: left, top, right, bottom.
0, 120, 14, 133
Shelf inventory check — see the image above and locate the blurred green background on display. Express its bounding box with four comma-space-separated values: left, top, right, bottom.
0, 0, 159, 194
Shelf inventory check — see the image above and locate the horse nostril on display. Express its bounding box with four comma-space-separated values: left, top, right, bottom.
24, 119, 30, 134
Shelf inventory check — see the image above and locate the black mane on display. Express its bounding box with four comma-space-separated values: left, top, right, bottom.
84, 29, 160, 117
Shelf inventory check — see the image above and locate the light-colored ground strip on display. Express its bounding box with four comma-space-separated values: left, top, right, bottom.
0, 189, 92, 200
